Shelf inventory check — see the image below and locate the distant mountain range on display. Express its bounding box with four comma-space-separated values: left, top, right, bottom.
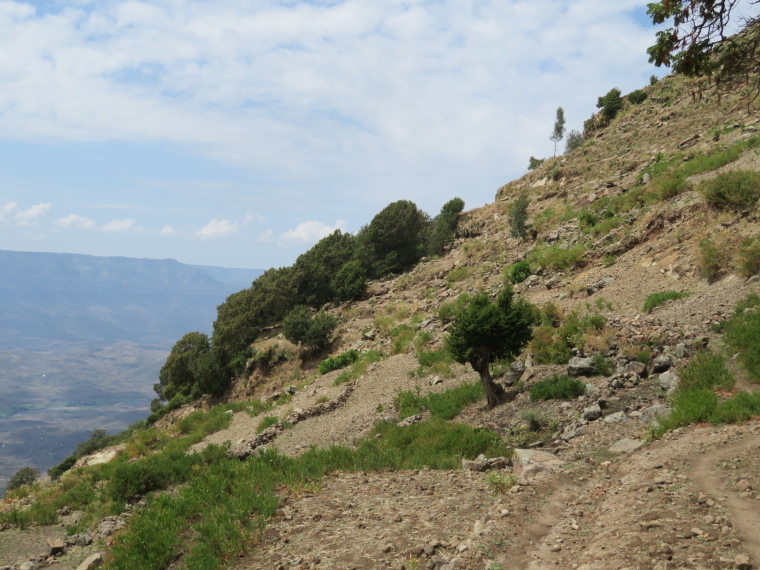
0, 249, 263, 490
0, 250, 263, 349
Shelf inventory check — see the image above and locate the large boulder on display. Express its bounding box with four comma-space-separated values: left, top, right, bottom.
567, 356, 596, 377
658, 371, 680, 394
513, 449, 565, 478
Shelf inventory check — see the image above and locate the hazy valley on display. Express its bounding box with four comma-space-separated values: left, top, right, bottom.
0, 250, 261, 490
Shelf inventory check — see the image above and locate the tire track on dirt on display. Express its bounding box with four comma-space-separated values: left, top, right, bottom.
691, 432, 760, 565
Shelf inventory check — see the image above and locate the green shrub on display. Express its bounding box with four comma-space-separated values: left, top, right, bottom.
735, 235, 760, 277
389, 325, 416, 355
486, 472, 518, 494
653, 173, 687, 200
415, 350, 454, 378
597, 87, 623, 121
530, 326, 571, 365
509, 260, 531, 284
702, 170, 760, 212
438, 293, 472, 324
530, 374, 585, 401
48, 456, 77, 481
565, 130, 583, 153
333, 350, 384, 386
256, 416, 279, 433
520, 409, 547, 431
4, 467, 40, 494
528, 156, 544, 170
710, 392, 760, 424
698, 238, 727, 281
642, 290, 691, 312
627, 89, 648, 104
319, 349, 360, 374
283, 306, 337, 351
446, 266, 469, 284
592, 354, 614, 376
679, 351, 735, 392
578, 209, 598, 229
724, 294, 760, 382
509, 192, 530, 240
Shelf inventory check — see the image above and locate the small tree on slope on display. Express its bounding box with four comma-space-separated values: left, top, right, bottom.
550, 106, 566, 157
447, 286, 535, 409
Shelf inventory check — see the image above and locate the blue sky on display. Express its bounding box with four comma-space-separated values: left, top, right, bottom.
0, 0, 666, 270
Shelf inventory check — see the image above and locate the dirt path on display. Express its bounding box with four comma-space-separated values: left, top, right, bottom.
692, 432, 760, 565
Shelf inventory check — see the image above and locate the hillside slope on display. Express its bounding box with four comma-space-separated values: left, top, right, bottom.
2, 72, 760, 570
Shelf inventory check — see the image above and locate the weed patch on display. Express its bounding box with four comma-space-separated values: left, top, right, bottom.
530, 375, 585, 401
642, 290, 691, 312
395, 382, 484, 420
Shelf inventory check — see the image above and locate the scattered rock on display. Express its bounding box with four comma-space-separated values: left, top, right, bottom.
609, 438, 644, 453
75, 553, 104, 570
582, 404, 602, 421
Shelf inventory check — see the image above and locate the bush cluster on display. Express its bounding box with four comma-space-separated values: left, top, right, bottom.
530, 307, 606, 365
701, 170, 760, 212
159, 196, 467, 405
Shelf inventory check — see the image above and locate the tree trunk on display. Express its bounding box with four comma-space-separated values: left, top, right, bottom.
474, 356, 504, 409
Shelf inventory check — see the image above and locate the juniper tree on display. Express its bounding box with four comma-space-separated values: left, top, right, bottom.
447, 287, 534, 409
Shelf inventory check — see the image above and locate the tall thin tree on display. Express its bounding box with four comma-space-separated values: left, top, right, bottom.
550, 106, 566, 157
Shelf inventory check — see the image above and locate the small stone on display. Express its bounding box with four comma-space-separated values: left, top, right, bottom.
582, 404, 602, 421
737, 479, 752, 492
734, 554, 752, 569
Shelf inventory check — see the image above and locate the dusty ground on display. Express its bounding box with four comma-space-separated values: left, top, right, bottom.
224, 421, 760, 570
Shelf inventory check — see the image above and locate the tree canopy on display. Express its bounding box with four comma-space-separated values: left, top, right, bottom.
358, 200, 430, 277
647, 1, 760, 104
283, 306, 337, 351
447, 287, 535, 409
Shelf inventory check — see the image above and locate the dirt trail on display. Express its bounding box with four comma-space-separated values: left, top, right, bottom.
692, 432, 760, 564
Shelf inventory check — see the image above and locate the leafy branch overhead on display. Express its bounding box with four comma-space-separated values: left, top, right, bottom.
647, 0, 760, 105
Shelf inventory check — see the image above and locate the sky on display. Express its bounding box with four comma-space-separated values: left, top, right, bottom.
0, 0, 669, 270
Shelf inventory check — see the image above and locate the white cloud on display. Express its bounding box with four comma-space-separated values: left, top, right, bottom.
160, 225, 175, 235
56, 214, 96, 229
257, 229, 274, 243
278, 220, 347, 245
196, 219, 237, 239
243, 211, 266, 226
0, 1, 662, 180
0, 201, 51, 226
102, 218, 137, 232
0, 202, 18, 222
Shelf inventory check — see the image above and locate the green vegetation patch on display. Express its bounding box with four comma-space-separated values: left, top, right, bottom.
99, 420, 508, 569
394, 381, 484, 420
334, 350, 384, 385
530, 374, 586, 401
652, 349, 759, 437
701, 170, 760, 212
318, 349, 360, 374
642, 290, 691, 313
722, 294, 760, 382
527, 244, 586, 271
414, 349, 454, 378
